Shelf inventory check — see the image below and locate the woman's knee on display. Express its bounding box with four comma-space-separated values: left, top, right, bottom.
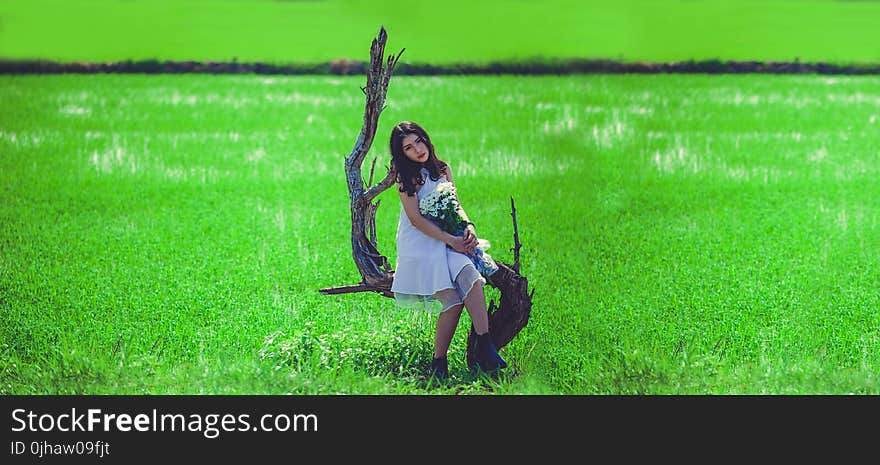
463, 280, 485, 302
442, 304, 464, 317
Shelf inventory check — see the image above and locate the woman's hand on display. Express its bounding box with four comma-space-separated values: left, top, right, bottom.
462, 226, 479, 249
447, 232, 478, 257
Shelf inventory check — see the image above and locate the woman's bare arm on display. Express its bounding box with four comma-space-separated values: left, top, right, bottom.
399, 186, 454, 244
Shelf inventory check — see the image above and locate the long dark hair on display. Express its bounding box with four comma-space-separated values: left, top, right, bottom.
389, 121, 448, 196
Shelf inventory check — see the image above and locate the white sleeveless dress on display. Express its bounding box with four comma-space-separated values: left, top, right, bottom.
391, 168, 486, 313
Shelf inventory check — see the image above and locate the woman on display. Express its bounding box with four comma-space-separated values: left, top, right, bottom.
389, 121, 507, 379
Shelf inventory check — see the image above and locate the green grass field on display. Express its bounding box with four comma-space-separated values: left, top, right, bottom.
2, 0, 880, 64
2, 73, 879, 394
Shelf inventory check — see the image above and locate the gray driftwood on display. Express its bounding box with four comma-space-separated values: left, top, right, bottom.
319, 27, 533, 365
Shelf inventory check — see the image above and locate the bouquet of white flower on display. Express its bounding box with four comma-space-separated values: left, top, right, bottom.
419, 181, 499, 278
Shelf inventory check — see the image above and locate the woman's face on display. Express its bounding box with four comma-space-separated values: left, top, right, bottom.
401, 133, 429, 163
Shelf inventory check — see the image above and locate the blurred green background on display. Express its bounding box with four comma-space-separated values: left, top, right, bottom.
1, 0, 879, 64
4, 73, 879, 394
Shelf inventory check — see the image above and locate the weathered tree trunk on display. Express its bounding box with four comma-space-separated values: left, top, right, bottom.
319, 27, 533, 366
318, 26, 401, 297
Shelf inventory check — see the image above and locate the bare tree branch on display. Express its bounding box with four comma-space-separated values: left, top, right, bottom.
510, 196, 522, 274
363, 166, 397, 203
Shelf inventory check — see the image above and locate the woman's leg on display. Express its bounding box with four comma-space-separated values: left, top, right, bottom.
434, 304, 463, 359
463, 281, 507, 370
463, 282, 489, 335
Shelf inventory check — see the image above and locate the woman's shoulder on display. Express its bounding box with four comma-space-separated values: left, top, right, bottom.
441, 162, 453, 182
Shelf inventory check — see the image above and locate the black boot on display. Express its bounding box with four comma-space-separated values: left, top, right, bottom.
428, 356, 448, 380
473, 332, 507, 372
